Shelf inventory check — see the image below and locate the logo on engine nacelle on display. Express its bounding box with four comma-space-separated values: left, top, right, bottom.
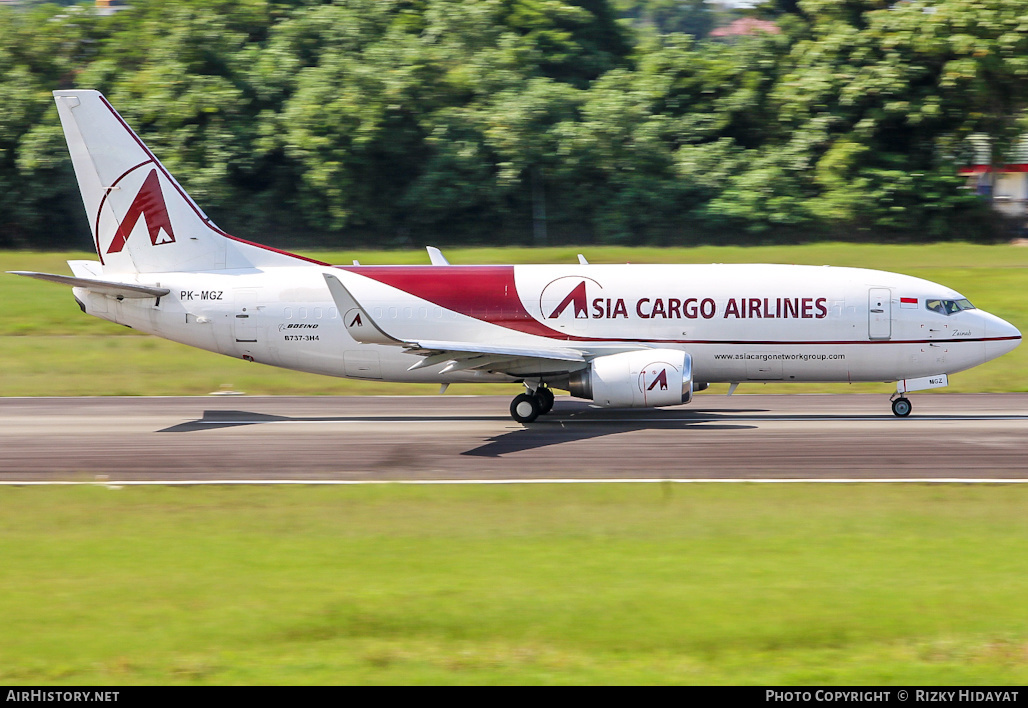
646, 368, 668, 391
638, 362, 677, 397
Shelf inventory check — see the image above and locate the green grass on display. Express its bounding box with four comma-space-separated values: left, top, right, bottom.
2, 243, 1027, 395
0, 335, 481, 397
2, 484, 1028, 685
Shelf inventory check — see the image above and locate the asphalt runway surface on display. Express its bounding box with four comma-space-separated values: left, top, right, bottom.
2, 393, 1027, 482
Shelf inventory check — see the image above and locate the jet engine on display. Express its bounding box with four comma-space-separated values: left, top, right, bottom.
568, 349, 693, 408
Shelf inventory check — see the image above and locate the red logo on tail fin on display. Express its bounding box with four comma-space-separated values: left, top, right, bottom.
106, 169, 175, 254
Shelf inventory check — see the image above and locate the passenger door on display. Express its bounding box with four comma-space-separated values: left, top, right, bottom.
868, 288, 892, 340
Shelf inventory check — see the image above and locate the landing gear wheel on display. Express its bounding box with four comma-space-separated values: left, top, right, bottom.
891, 397, 912, 417
511, 393, 541, 424
535, 387, 555, 415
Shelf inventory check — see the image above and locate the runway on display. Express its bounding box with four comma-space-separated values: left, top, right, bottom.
2, 393, 1027, 482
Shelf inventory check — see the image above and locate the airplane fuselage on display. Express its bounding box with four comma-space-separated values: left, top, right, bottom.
74, 262, 1020, 389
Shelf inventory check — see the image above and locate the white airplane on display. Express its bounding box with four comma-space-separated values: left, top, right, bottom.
10, 90, 1022, 422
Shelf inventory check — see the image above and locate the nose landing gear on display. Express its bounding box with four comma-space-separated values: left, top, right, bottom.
510, 384, 555, 424
889, 374, 949, 417
890, 395, 912, 417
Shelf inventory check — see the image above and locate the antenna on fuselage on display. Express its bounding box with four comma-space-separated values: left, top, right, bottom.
427, 246, 450, 265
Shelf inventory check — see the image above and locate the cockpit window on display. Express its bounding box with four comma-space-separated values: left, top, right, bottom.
925, 298, 975, 316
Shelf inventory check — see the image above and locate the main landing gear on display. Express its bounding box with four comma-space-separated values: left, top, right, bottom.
510, 384, 555, 424
890, 395, 912, 417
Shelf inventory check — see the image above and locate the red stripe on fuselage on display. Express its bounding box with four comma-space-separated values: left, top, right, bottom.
338, 265, 567, 339
335, 266, 1022, 348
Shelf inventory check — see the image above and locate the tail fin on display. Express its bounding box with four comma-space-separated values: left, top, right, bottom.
53, 90, 323, 274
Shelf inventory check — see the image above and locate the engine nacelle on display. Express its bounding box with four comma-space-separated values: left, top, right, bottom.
568, 349, 693, 408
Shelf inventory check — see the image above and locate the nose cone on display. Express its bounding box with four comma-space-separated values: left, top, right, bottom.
984, 312, 1022, 362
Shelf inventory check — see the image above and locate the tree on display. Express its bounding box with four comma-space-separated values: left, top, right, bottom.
614, 0, 716, 39
767, 0, 1028, 237
0, 3, 101, 248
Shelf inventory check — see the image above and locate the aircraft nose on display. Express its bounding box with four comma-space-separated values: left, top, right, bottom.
984, 313, 1022, 361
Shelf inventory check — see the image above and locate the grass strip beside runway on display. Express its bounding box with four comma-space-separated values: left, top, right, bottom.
2, 483, 1028, 685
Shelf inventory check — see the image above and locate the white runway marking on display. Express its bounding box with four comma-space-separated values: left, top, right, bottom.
180, 415, 1028, 425
4, 478, 1028, 486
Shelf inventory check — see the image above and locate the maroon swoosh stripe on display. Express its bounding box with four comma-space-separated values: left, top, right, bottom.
338, 266, 1021, 348
338, 265, 567, 338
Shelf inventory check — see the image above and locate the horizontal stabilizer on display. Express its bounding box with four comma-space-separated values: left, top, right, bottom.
8, 271, 170, 299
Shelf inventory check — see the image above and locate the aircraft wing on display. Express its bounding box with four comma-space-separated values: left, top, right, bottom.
324, 272, 592, 375
402, 340, 585, 374
8, 271, 170, 299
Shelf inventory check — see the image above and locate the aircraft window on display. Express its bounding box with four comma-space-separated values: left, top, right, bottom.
328, 307, 337, 319
284, 307, 292, 320
299, 307, 308, 319
926, 298, 976, 316
314, 307, 323, 319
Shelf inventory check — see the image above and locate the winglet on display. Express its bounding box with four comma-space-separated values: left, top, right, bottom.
578, 254, 589, 265
323, 273, 399, 345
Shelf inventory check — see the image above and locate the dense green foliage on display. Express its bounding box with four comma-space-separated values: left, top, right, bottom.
0, 0, 1025, 250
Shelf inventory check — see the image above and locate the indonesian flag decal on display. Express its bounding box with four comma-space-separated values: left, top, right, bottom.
900, 297, 918, 309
